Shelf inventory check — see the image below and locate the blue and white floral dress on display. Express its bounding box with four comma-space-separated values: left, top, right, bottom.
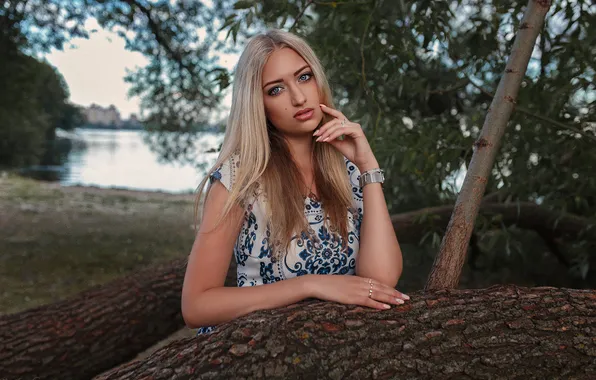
196, 153, 364, 335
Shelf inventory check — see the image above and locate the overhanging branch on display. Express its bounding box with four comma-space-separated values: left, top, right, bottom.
391, 202, 596, 245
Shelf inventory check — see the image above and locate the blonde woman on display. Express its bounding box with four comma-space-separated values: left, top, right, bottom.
182, 29, 408, 334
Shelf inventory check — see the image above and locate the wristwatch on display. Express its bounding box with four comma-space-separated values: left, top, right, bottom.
359, 168, 385, 188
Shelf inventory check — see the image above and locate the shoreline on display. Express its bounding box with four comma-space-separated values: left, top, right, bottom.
54, 182, 198, 202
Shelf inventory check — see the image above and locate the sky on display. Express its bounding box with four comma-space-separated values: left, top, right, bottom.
45, 18, 239, 120
44, 19, 149, 119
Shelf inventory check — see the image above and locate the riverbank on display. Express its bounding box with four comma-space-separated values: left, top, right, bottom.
0, 173, 200, 315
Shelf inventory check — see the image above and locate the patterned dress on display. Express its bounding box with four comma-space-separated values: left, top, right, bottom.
196, 153, 364, 335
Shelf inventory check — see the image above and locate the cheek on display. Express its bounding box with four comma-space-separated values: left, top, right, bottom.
264, 99, 288, 122
308, 81, 321, 104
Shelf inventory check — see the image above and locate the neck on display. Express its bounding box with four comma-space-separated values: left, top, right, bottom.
285, 134, 315, 172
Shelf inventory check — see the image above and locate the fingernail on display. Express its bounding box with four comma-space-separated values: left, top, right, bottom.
316, 137, 321, 142
313, 130, 319, 136
396, 298, 404, 304
383, 304, 391, 309
322, 137, 329, 142
402, 294, 410, 300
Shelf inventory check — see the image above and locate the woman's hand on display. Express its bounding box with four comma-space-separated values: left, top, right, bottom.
304, 274, 410, 310
314, 104, 378, 172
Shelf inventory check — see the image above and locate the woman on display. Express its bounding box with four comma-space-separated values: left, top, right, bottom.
182, 29, 408, 334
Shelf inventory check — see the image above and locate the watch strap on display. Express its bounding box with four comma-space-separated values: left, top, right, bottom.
359, 168, 385, 188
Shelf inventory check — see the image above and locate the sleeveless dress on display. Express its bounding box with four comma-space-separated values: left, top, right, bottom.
196, 153, 364, 335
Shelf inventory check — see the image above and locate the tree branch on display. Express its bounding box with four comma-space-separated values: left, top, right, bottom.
428, 79, 470, 94
289, 0, 314, 32
466, 76, 596, 143
535, 228, 570, 268
359, 0, 383, 147
123, 0, 201, 86
391, 201, 596, 246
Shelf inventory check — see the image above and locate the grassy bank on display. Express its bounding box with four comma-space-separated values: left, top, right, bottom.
0, 173, 199, 315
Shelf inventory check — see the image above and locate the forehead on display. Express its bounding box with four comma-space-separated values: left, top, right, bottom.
262, 47, 309, 84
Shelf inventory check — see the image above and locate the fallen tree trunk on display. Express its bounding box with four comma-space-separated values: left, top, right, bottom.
392, 201, 596, 245
0, 257, 237, 380
1, 202, 593, 379
96, 284, 596, 379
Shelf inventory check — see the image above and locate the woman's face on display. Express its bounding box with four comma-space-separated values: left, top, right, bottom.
261, 47, 323, 137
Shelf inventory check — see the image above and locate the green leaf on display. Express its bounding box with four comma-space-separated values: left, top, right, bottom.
234, 0, 254, 10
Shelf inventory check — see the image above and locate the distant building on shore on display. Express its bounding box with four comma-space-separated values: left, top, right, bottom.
84, 104, 122, 126
82, 104, 143, 130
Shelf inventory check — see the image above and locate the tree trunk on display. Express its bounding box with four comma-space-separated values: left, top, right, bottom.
0, 257, 237, 380
428, 0, 553, 290
392, 201, 596, 245
1, 201, 592, 379
96, 284, 596, 379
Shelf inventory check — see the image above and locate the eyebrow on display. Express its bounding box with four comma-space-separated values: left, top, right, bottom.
262, 65, 311, 89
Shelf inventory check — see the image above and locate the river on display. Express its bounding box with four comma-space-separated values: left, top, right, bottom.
59, 128, 223, 194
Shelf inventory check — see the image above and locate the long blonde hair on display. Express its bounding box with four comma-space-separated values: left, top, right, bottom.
194, 29, 353, 260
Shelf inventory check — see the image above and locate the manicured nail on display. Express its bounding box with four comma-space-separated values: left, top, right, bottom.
383, 304, 391, 309
402, 294, 410, 300
313, 130, 319, 136
316, 137, 321, 142
322, 137, 329, 142
396, 298, 404, 304
320, 103, 326, 107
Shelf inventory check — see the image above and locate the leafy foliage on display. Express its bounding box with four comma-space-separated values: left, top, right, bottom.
2, 0, 595, 279
0, 47, 81, 167
213, 0, 595, 278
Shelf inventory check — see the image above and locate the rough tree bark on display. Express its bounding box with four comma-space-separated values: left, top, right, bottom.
0, 258, 237, 380
427, 0, 553, 290
1, 201, 592, 379
96, 285, 596, 380
391, 201, 596, 245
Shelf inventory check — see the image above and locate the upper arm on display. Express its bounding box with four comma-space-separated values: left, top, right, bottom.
181, 179, 244, 315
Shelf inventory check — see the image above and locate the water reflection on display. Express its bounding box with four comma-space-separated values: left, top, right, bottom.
57, 128, 223, 193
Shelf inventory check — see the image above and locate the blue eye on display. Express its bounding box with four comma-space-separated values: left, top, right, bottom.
299, 72, 313, 82
268, 86, 281, 96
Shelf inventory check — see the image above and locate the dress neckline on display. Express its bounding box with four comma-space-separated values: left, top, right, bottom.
304, 192, 320, 202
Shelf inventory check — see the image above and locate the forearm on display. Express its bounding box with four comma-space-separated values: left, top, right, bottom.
183, 275, 312, 328
356, 162, 403, 287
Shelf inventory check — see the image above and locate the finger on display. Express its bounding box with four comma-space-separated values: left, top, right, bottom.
364, 296, 392, 310
365, 283, 404, 306
369, 281, 410, 301
316, 124, 350, 142
319, 104, 346, 120
313, 118, 340, 137
374, 290, 406, 306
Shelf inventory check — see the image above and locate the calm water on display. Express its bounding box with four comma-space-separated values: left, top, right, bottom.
60, 128, 223, 193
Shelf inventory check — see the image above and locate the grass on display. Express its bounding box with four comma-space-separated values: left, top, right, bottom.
2, 172, 592, 316
0, 173, 200, 314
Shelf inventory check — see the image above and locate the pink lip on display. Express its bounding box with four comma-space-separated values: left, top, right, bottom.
294, 108, 314, 121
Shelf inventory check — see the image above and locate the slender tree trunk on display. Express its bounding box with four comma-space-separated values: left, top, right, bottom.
426, 0, 553, 291
0, 258, 237, 380
96, 285, 596, 380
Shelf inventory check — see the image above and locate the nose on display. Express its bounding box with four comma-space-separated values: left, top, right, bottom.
289, 84, 306, 107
